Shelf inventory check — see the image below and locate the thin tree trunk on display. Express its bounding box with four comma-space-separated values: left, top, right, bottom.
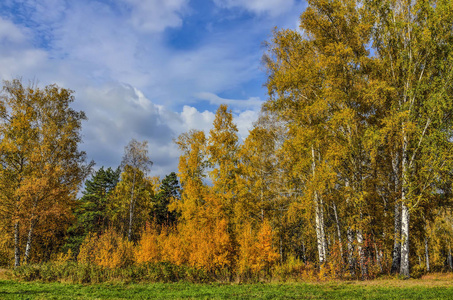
333, 202, 344, 261
280, 237, 283, 264
425, 236, 430, 272
357, 228, 367, 279
23, 217, 37, 265
400, 130, 410, 278
312, 145, 326, 265
400, 204, 410, 277
315, 194, 327, 264
302, 238, 307, 263
347, 227, 355, 276
391, 201, 401, 273
127, 172, 137, 242
375, 242, 383, 272
448, 243, 452, 270
14, 221, 20, 268
391, 154, 401, 273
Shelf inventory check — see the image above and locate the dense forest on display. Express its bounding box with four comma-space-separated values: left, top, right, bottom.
2, 0, 453, 281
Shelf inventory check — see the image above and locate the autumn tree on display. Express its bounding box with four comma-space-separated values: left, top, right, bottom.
119, 139, 153, 241
207, 105, 240, 228
368, 0, 453, 277
174, 129, 208, 222
0, 79, 91, 266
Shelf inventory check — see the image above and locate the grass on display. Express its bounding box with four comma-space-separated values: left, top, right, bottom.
1, 275, 453, 300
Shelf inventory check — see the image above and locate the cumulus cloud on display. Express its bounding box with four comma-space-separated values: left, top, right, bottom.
123, 0, 189, 32
78, 84, 258, 177
0, 0, 278, 178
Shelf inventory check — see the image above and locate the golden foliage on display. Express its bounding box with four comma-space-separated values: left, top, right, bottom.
135, 225, 160, 264
77, 230, 134, 268
238, 221, 279, 274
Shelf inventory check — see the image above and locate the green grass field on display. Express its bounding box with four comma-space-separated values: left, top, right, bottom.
1, 278, 453, 300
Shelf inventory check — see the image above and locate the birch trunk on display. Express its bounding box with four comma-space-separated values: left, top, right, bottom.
357, 228, 367, 278
23, 218, 37, 264
391, 155, 401, 273
391, 202, 401, 273
375, 243, 383, 272
400, 133, 410, 277
127, 171, 137, 242
312, 145, 326, 264
14, 221, 20, 267
347, 227, 355, 275
315, 193, 327, 264
333, 202, 344, 260
424, 236, 430, 272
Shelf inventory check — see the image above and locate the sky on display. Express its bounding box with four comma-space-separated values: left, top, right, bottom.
0, 0, 306, 179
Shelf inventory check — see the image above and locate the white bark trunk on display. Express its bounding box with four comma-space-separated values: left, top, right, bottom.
357, 229, 367, 278
14, 221, 20, 268
347, 227, 355, 275
400, 133, 410, 278
312, 145, 326, 265
424, 236, 430, 272
375, 243, 383, 272
23, 218, 37, 264
333, 202, 344, 261
391, 155, 401, 273
315, 194, 327, 264
400, 203, 410, 277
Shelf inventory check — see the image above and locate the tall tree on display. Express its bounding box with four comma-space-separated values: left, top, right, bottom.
174, 130, 208, 223
207, 105, 240, 228
264, 0, 375, 266
369, 0, 453, 277
119, 139, 153, 241
64, 166, 121, 255
0, 79, 91, 266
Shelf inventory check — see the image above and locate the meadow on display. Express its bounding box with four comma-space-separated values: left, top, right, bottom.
1, 272, 453, 300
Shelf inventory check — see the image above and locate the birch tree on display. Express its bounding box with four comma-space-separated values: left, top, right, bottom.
0, 79, 90, 266
370, 0, 453, 277
120, 139, 153, 241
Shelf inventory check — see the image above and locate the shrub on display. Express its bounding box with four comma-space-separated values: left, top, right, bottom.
77, 229, 134, 268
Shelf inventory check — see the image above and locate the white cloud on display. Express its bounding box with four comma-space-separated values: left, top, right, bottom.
0, 1, 270, 178
77, 84, 258, 177
213, 0, 295, 16
196, 91, 263, 111
0, 17, 27, 43
123, 0, 189, 32
179, 105, 216, 133
235, 109, 259, 140
0, 17, 48, 80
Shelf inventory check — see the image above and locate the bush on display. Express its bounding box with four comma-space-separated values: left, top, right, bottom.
77, 230, 134, 268
12, 261, 221, 284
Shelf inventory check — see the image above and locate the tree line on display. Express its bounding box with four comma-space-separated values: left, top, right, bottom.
2, 0, 453, 280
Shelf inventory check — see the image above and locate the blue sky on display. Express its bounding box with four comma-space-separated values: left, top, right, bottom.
0, 0, 306, 178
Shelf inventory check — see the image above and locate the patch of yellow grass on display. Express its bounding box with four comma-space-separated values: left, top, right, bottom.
0, 268, 10, 280
291, 273, 453, 288
331, 273, 453, 288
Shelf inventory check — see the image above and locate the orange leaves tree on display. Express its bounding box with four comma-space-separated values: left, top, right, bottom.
0, 79, 91, 267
